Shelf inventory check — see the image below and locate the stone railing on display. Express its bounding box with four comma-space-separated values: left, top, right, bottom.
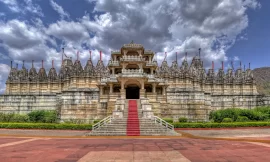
146, 60, 157, 66
101, 76, 117, 83
144, 50, 153, 54
123, 43, 143, 48
111, 50, 120, 54
121, 69, 145, 77
121, 55, 145, 61
92, 115, 112, 131
108, 61, 119, 66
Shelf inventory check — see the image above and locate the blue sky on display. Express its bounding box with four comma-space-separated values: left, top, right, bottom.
0, 0, 268, 93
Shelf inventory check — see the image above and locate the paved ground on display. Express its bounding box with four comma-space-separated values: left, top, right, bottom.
0, 128, 270, 162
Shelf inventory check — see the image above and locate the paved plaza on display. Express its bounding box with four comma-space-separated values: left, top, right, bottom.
0, 128, 270, 162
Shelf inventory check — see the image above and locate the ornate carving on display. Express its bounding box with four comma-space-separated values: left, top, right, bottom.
225, 68, 234, 84
48, 67, 58, 82
95, 60, 107, 77
84, 59, 95, 76
72, 60, 84, 76
38, 68, 48, 82
216, 68, 225, 84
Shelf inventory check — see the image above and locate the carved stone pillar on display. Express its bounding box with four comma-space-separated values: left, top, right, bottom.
151, 68, 153, 75
109, 84, 113, 93
112, 68, 115, 76
152, 83, 156, 93
162, 86, 166, 95
100, 86, 104, 96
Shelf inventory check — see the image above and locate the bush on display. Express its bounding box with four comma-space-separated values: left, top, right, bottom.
163, 118, 173, 123
28, 110, 58, 123
222, 118, 233, 123
93, 120, 101, 124
0, 113, 29, 123
179, 117, 188, 123
210, 107, 270, 122
173, 122, 270, 128
236, 116, 249, 122
0, 123, 92, 130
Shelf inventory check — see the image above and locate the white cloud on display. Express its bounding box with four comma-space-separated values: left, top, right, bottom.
0, 0, 43, 16
23, 0, 44, 17
50, 0, 69, 19
47, 20, 90, 43
0, 63, 10, 94
0, 0, 20, 12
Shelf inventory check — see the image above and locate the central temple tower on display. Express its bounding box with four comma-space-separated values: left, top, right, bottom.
99, 41, 166, 100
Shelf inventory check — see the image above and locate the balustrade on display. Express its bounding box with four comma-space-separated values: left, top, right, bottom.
108, 61, 119, 66
121, 55, 145, 61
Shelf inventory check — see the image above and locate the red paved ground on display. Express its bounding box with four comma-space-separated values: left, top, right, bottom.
0, 138, 28, 145
0, 137, 270, 162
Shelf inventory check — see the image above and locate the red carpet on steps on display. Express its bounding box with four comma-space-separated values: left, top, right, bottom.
126, 100, 140, 136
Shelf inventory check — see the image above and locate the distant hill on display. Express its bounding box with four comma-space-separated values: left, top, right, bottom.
253, 67, 270, 95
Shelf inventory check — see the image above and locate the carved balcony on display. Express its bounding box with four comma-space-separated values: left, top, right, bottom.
120, 55, 145, 62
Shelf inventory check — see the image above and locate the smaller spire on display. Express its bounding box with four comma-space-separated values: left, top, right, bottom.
198, 48, 201, 58
22, 60, 25, 68
77, 51, 79, 61
244, 65, 246, 71
52, 60, 54, 68
16, 63, 18, 69
100, 51, 102, 61
32, 60, 34, 68
89, 50, 92, 60
185, 52, 187, 60
240, 61, 242, 69
201, 61, 204, 67
62, 48, 64, 62
164, 52, 167, 61
176, 52, 178, 63
249, 63, 251, 69
42, 60, 44, 68
222, 61, 224, 70
212, 61, 214, 70
10, 61, 13, 68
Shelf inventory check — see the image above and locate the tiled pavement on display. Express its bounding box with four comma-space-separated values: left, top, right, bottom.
0, 137, 270, 162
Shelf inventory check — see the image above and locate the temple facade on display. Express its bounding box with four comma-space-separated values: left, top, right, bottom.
0, 42, 261, 122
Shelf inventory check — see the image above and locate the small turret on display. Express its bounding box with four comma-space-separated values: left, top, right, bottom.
48, 60, 58, 82
38, 60, 48, 82
84, 51, 95, 76
29, 60, 38, 82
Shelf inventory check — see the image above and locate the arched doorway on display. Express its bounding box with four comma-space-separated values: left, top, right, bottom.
125, 80, 141, 99
126, 86, 140, 99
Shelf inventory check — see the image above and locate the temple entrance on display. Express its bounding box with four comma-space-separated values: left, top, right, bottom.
126, 86, 140, 99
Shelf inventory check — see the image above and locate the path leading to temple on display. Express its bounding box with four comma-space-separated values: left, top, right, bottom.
126, 100, 140, 136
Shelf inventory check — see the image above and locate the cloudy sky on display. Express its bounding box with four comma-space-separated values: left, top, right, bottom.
0, 0, 269, 93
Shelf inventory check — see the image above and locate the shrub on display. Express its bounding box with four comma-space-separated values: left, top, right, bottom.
0, 123, 92, 130
163, 118, 173, 123
210, 107, 270, 122
28, 110, 58, 123
93, 120, 101, 124
236, 116, 249, 122
10, 114, 29, 123
173, 122, 270, 128
222, 118, 233, 123
179, 117, 188, 123
0, 113, 30, 123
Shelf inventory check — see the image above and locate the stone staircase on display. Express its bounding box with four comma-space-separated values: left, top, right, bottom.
87, 99, 179, 136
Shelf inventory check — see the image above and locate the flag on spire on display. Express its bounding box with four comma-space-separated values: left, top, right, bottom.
164, 52, 167, 61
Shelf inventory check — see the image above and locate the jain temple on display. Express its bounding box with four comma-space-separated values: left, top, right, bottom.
0, 42, 268, 133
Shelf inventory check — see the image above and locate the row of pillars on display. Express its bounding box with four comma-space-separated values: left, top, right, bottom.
100, 82, 166, 96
